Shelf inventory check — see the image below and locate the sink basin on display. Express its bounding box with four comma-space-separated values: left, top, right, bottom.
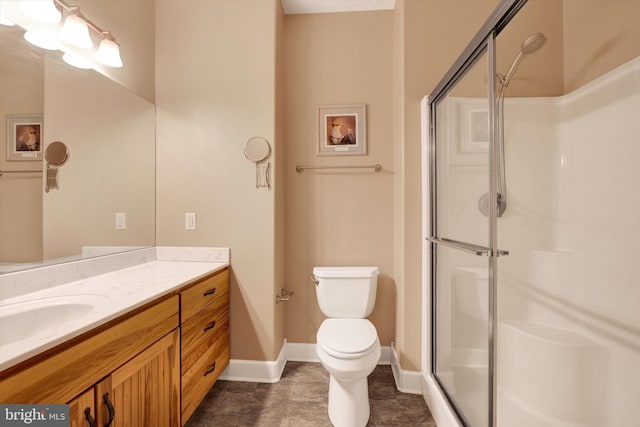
0, 295, 109, 345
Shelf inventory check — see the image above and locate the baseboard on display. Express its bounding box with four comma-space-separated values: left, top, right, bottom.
217, 340, 287, 383
219, 342, 392, 383
285, 342, 320, 362
389, 343, 422, 394
422, 373, 463, 427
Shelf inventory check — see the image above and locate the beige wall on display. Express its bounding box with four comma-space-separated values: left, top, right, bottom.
0, 26, 44, 263
155, 0, 284, 361
275, 0, 287, 361
562, 0, 640, 93
283, 11, 396, 346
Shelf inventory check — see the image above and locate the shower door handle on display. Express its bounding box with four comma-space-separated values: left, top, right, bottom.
426, 237, 508, 257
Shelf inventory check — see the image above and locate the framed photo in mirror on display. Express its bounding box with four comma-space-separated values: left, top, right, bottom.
6, 114, 43, 161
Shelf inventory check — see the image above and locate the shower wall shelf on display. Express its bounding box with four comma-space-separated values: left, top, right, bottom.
295, 164, 382, 173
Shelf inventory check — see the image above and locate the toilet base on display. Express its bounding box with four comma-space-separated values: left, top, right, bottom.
328, 375, 370, 427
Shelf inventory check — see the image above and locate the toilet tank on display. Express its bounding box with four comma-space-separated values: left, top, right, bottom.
313, 266, 379, 318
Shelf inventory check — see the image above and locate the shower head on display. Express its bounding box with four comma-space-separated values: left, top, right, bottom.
499, 32, 547, 89
521, 33, 547, 55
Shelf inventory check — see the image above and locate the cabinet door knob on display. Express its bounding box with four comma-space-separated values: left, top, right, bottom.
203, 320, 216, 332
203, 288, 216, 296
204, 362, 216, 376
84, 407, 96, 427
103, 393, 115, 427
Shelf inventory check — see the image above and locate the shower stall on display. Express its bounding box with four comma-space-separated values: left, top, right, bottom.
423, 0, 640, 426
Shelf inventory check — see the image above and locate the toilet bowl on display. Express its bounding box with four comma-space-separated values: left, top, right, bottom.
316, 319, 381, 427
313, 266, 380, 427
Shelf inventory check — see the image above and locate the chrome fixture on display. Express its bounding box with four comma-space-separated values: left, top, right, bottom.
244, 137, 272, 189
480, 32, 547, 217
296, 164, 382, 173
0, 169, 42, 178
497, 33, 547, 90
276, 289, 294, 303
44, 141, 69, 193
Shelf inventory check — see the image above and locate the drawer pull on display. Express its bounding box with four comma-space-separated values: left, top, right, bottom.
204, 362, 216, 376
103, 393, 115, 427
203, 320, 216, 332
84, 407, 96, 427
203, 288, 216, 297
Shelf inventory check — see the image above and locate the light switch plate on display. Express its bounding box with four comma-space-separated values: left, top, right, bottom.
115, 212, 126, 230
185, 213, 196, 230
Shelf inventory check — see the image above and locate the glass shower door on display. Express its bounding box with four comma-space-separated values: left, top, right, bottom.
430, 41, 496, 427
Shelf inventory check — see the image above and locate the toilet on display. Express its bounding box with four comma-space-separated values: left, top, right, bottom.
313, 266, 381, 427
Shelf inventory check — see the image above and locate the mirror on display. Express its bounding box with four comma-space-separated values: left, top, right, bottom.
0, 18, 155, 273
44, 141, 68, 193
45, 141, 68, 166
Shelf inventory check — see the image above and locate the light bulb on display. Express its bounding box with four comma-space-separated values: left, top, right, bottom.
0, 1, 15, 26
20, 0, 61, 23
0, 16, 15, 26
24, 31, 59, 50
62, 52, 92, 69
95, 38, 123, 68
60, 14, 93, 48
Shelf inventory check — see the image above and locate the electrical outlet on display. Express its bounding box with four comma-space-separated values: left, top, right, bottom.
115, 212, 126, 230
185, 213, 196, 230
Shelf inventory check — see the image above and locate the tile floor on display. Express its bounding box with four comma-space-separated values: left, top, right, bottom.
185, 361, 437, 427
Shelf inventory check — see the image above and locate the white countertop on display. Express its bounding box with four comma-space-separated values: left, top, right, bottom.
0, 247, 229, 371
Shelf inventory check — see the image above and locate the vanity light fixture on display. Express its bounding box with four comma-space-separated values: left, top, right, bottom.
20, 0, 61, 23
59, 7, 92, 48
17, 0, 124, 68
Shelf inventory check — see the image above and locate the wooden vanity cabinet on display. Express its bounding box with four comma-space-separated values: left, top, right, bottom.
0, 296, 181, 426
0, 267, 230, 427
179, 267, 230, 424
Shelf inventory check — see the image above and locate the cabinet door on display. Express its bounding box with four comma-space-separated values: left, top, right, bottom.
97, 329, 180, 427
68, 388, 96, 427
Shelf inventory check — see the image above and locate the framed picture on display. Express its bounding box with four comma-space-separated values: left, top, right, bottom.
318, 104, 367, 156
6, 114, 43, 161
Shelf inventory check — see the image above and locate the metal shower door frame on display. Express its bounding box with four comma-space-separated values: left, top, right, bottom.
427, 1, 528, 426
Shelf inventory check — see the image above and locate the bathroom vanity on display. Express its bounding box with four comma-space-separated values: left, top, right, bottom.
0, 247, 230, 426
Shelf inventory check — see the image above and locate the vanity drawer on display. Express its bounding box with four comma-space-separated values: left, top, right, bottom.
180, 268, 229, 321
181, 294, 229, 374
181, 331, 230, 421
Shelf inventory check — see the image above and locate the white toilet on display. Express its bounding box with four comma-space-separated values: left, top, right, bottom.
313, 266, 381, 427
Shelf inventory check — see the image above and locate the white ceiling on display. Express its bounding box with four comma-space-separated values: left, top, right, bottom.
280, 0, 396, 15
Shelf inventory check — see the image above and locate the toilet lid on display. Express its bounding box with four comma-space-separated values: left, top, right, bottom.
317, 319, 378, 359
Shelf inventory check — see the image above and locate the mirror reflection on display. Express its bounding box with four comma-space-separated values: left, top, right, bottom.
0, 21, 155, 274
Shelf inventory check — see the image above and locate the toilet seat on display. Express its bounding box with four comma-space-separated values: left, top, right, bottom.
317, 319, 378, 359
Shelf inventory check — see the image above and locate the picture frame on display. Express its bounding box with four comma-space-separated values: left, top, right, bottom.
6, 114, 43, 161
318, 104, 367, 156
